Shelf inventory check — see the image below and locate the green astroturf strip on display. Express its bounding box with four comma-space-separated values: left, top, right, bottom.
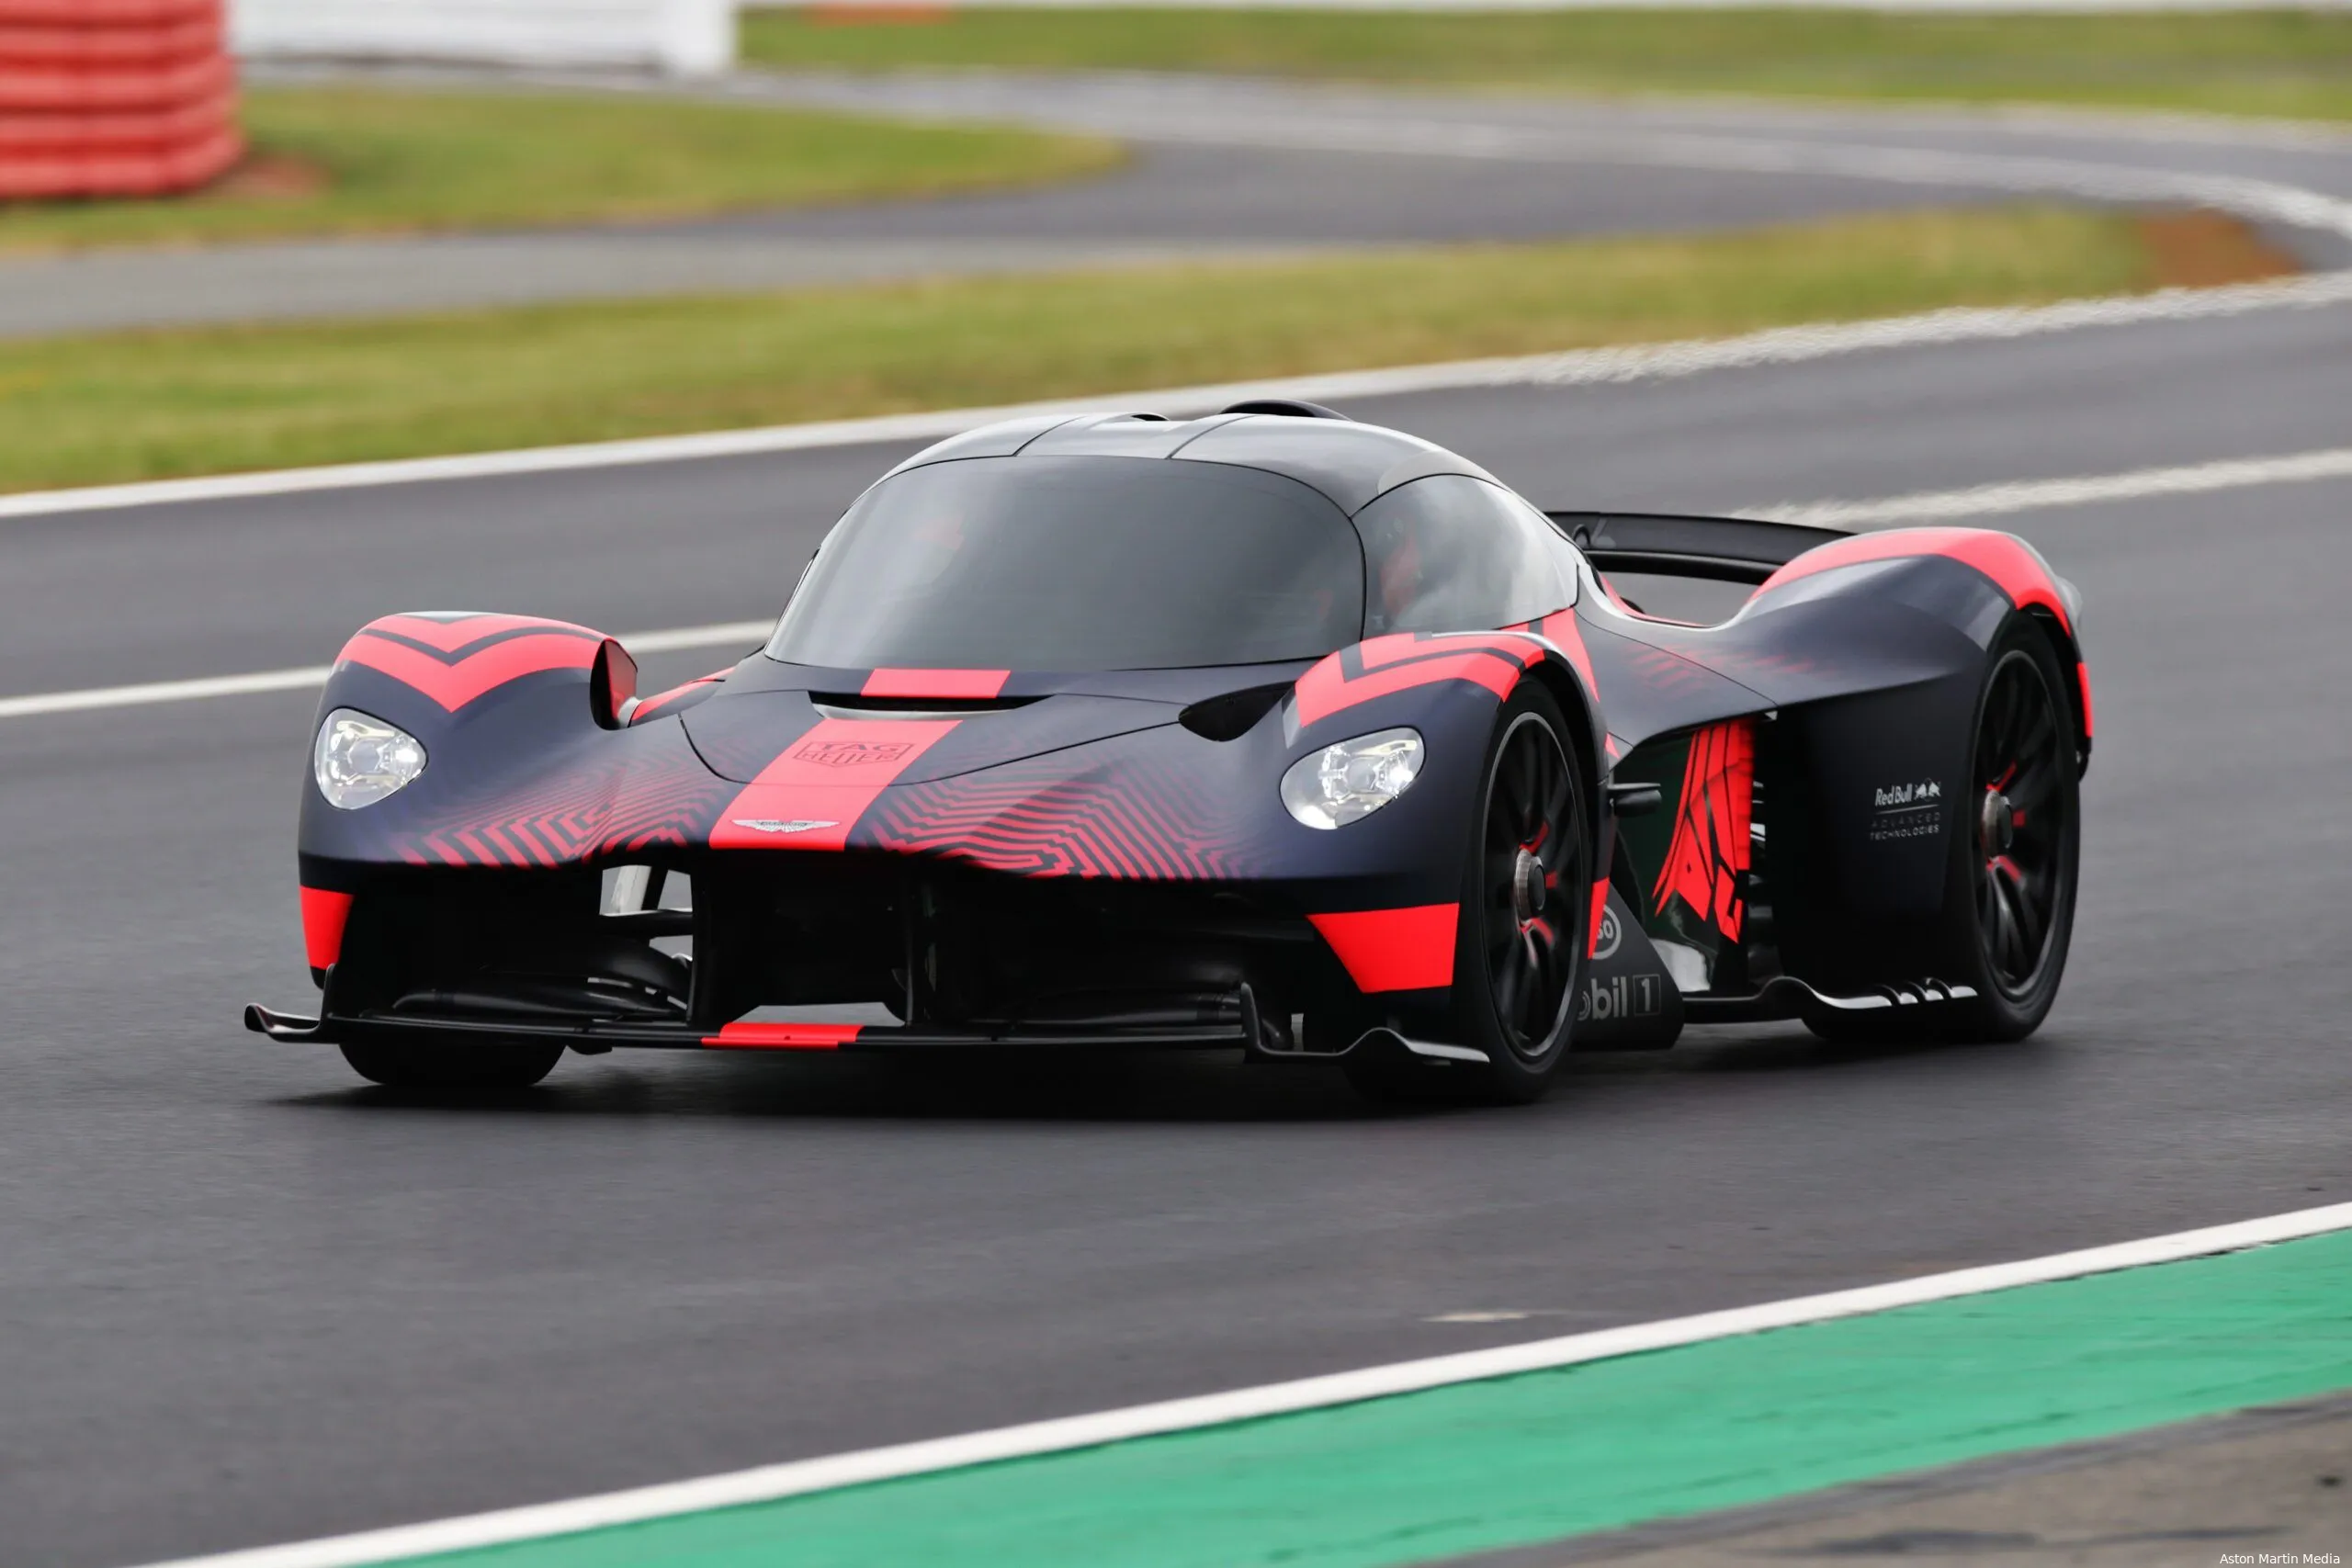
409, 1230, 2352, 1568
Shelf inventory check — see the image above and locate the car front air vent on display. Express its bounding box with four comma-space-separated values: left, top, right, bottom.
811, 694, 1043, 719
1180, 682, 1292, 742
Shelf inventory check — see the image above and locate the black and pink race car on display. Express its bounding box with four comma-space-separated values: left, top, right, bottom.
249, 402, 2089, 1102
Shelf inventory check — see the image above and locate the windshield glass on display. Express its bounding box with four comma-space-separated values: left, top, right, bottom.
768, 457, 1365, 671
1357, 476, 1573, 636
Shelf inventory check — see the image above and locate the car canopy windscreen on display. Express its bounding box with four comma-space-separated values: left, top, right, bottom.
768, 456, 1365, 671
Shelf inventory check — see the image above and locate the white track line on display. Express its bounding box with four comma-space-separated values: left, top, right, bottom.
712, 74, 2352, 242
1033, 107, 2352, 243
696, 67, 2352, 239
1760, 446, 2352, 528
135, 1200, 2352, 1568
0, 621, 770, 723
5, 270, 2351, 524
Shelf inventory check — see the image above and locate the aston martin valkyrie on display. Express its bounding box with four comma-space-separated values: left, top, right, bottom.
248, 401, 2089, 1102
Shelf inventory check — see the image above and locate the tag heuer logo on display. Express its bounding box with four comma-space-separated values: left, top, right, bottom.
793, 739, 912, 768
732, 818, 839, 835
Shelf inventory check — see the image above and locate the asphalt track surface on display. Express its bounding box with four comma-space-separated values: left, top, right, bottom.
4, 271, 2349, 1566
7, 67, 2352, 336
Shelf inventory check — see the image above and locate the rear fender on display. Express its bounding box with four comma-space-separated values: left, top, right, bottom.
1599, 529, 2090, 985
1756, 526, 2090, 768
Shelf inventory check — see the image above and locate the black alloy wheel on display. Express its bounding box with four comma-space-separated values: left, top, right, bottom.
1480, 707, 1586, 1061
1972, 649, 2071, 999
1342, 684, 1590, 1106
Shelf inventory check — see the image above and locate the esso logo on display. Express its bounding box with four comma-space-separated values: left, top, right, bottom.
1591, 903, 1623, 962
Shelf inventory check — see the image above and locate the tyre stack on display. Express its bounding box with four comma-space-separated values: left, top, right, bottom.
0, 0, 241, 201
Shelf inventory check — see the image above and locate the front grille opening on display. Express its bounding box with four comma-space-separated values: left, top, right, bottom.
686, 865, 1332, 1034
330, 874, 694, 1030
601, 864, 693, 958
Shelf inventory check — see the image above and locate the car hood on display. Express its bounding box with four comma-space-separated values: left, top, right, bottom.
680, 688, 1184, 785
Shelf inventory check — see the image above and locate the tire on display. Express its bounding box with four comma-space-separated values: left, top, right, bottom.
1805, 617, 2081, 1045
339, 1037, 565, 1089
1343, 684, 1591, 1105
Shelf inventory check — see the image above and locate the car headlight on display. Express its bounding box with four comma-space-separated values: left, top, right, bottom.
314, 708, 427, 809
1281, 727, 1423, 829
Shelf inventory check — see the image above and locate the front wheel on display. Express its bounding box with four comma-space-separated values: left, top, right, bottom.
1343, 684, 1591, 1105
340, 1037, 565, 1089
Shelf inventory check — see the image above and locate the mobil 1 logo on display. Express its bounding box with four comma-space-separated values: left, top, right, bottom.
1573, 886, 1684, 1049
1578, 970, 1662, 1024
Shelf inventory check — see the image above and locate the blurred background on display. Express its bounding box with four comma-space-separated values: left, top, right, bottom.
0, 0, 2344, 493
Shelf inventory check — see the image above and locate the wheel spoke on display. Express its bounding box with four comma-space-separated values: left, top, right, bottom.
2005, 668, 2037, 745
1489, 764, 1519, 846
2012, 705, 2054, 770
1981, 679, 2018, 773
1518, 929, 1553, 1035
1494, 941, 1528, 1023
1487, 848, 1518, 890
1530, 919, 1563, 1007
2006, 760, 2055, 814
1539, 763, 1571, 842
1996, 861, 2043, 964
1487, 901, 1521, 960
1486, 795, 1519, 852
1506, 738, 1538, 832
1520, 742, 1548, 840
1990, 876, 2023, 973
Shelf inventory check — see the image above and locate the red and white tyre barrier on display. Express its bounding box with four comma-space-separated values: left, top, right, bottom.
0, 0, 241, 199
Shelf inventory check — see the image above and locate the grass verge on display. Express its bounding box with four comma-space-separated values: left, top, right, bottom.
0, 85, 1122, 254
746, 6, 2352, 126
0, 205, 2293, 496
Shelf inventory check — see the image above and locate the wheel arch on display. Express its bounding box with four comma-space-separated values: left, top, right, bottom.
1516, 652, 1608, 852
2018, 604, 2093, 776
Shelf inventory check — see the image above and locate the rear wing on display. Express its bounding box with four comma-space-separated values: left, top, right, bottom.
1545, 512, 1847, 587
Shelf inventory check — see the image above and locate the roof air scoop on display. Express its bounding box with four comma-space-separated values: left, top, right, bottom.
1220, 399, 1353, 422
